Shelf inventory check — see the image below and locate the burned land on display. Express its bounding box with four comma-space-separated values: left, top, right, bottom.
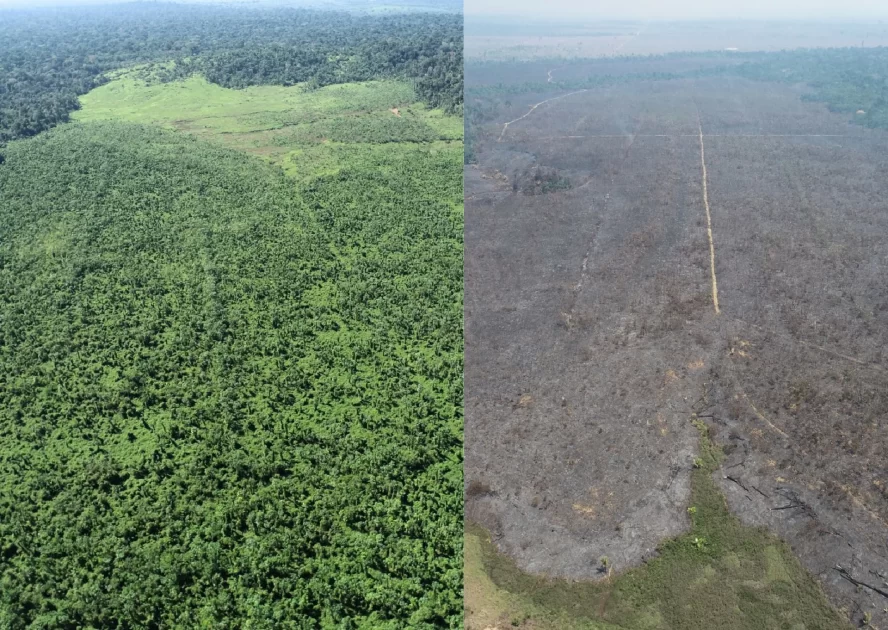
465, 53, 888, 628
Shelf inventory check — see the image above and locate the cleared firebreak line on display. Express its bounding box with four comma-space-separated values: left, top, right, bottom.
532, 134, 850, 139
697, 115, 720, 314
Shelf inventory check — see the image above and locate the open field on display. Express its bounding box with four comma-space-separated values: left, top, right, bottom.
466, 60, 888, 628
74, 70, 462, 181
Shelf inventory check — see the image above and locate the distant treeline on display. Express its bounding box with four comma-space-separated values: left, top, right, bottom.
465, 47, 888, 162
0, 3, 463, 143
464, 71, 682, 164
719, 46, 888, 129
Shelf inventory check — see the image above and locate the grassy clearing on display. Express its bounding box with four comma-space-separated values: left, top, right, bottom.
466, 417, 850, 630
278, 140, 459, 180
74, 73, 417, 131
73, 70, 462, 181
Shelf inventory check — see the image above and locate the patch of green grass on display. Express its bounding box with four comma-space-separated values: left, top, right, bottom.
466, 417, 850, 630
72, 71, 462, 182
74, 73, 416, 131
271, 110, 456, 145
279, 141, 461, 182
464, 529, 613, 630
410, 105, 465, 139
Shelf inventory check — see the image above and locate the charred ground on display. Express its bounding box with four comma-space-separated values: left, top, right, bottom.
465, 52, 888, 628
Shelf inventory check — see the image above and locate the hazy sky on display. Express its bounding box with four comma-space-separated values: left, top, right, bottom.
465, 0, 888, 21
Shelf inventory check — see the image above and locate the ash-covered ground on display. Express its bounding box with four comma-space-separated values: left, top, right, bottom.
466, 67, 888, 626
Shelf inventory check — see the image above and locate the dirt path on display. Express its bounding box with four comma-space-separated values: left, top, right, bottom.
501, 29, 648, 141
497, 90, 590, 141
696, 113, 721, 314
731, 316, 884, 372
610, 22, 648, 57
612, 38, 631, 55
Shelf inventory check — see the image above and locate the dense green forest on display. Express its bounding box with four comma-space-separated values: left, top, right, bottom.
0, 121, 462, 628
0, 3, 462, 143
0, 3, 463, 627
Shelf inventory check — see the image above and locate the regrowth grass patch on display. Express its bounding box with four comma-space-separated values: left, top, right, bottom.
73, 70, 463, 181
466, 418, 849, 630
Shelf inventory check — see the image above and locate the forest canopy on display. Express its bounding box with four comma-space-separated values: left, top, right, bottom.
0, 119, 463, 630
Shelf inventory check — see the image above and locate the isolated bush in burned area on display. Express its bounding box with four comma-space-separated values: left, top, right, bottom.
786, 379, 817, 410
512, 165, 572, 195
466, 479, 496, 498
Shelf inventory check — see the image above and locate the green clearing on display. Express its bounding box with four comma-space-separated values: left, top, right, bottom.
466, 418, 850, 630
73, 73, 418, 131
73, 71, 463, 181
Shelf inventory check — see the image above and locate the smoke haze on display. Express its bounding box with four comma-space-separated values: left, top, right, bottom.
466, 0, 888, 21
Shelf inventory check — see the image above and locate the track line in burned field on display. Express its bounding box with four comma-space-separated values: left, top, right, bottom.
534, 134, 851, 140
696, 112, 721, 314
730, 316, 885, 373
497, 90, 589, 141
568, 117, 646, 309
